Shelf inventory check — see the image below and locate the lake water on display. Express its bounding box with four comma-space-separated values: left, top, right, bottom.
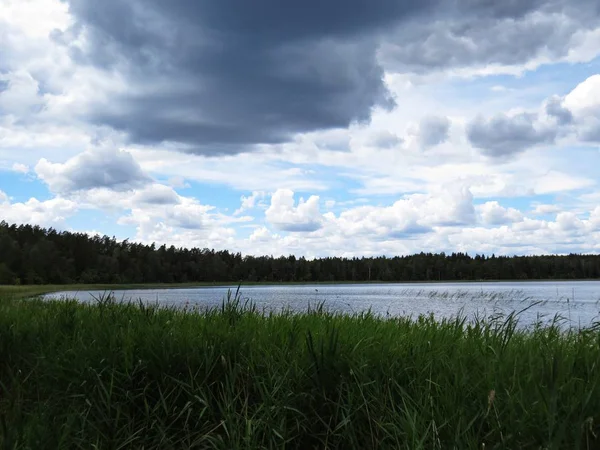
44, 281, 600, 329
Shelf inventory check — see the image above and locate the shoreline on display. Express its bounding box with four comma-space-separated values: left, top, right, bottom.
2, 278, 600, 299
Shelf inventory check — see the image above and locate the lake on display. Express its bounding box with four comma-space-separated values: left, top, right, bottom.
43, 281, 600, 329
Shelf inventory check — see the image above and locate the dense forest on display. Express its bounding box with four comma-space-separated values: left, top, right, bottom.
1, 221, 600, 284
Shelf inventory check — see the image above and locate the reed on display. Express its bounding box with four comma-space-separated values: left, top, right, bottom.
1, 290, 599, 449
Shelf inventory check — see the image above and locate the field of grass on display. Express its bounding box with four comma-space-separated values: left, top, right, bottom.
1, 291, 600, 449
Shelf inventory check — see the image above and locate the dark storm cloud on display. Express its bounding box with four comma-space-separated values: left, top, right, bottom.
62, 0, 429, 153
467, 113, 557, 157
60, 0, 600, 154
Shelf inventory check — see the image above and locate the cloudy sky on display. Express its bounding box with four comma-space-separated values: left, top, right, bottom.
1, 0, 600, 257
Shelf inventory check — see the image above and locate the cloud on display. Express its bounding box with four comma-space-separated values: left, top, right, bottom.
0, 71, 45, 120
563, 74, 600, 142
322, 185, 475, 240
467, 112, 556, 157
531, 204, 560, 215
56, 0, 600, 155
266, 189, 323, 232
366, 130, 403, 149
235, 191, 267, 215
35, 146, 151, 193
238, 186, 479, 256
56, 0, 412, 154
116, 192, 219, 231
418, 115, 450, 148
478, 201, 523, 225
130, 184, 180, 205
0, 191, 78, 227
11, 163, 29, 174
380, 1, 600, 75
249, 226, 279, 243
544, 95, 573, 125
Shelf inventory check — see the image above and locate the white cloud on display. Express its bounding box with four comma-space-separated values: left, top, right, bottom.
562, 74, 600, 142
327, 185, 475, 239
0, 71, 45, 118
249, 226, 279, 243
35, 146, 151, 193
266, 189, 323, 232
0, 192, 78, 227
11, 162, 29, 174
478, 201, 524, 225
325, 199, 336, 209
235, 191, 267, 215
531, 204, 561, 215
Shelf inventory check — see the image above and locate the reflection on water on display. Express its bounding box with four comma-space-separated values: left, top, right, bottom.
44, 281, 600, 329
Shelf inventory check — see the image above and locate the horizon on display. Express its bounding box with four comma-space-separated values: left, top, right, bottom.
1, 0, 600, 258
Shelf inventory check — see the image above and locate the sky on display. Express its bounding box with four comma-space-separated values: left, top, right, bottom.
1, 0, 600, 258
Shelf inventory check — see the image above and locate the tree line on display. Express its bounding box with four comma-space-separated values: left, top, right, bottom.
1, 221, 600, 285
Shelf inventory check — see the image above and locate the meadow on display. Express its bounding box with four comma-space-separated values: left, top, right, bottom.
1, 289, 600, 449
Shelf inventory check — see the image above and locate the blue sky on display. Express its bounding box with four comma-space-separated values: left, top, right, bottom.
1, 0, 600, 257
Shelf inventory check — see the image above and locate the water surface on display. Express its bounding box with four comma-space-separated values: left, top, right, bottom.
44, 281, 600, 328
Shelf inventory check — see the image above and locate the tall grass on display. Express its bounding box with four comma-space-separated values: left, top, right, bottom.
1, 291, 600, 449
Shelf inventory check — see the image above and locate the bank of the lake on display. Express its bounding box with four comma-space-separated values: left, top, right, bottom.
39, 280, 600, 329
1, 292, 599, 449
3, 277, 600, 298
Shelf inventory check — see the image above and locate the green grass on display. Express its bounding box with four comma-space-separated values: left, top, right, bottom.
1, 291, 600, 449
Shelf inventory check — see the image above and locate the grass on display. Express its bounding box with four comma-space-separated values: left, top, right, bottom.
1, 291, 600, 449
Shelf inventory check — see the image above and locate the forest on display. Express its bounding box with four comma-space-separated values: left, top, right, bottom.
1, 221, 600, 285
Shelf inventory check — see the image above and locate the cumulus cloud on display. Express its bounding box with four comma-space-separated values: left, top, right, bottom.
316, 185, 475, 242
418, 115, 450, 148
467, 112, 557, 157
117, 194, 219, 232
466, 74, 600, 160
0, 191, 78, 227
478, 201, 523, 225
563, 74, 600, 142
35, 147, 151, 193
249, 226, 279, 243
266, 189, 323, 232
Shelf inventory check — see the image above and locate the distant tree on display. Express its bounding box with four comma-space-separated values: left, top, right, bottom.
1, 221, 600, 285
